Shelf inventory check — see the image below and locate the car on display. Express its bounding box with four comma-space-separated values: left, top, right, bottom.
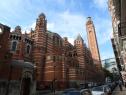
62, 91, 81, 95
106, 83, 114, 91
91, 85, 111, 95
61, 89, 92, 95
63, 88, 76, 93
80, 89, 93, 95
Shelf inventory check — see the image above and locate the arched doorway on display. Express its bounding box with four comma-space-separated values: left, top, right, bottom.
20, 71, 33, 95
21, 77, 31, 95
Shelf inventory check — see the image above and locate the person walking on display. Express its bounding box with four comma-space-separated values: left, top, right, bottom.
118, 80, 123, 91
124, 80, 126, 88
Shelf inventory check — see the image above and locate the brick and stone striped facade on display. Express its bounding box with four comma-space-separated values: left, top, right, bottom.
0, 13, 104, 90
86, 17, 104, 82
86, 17, 102, 70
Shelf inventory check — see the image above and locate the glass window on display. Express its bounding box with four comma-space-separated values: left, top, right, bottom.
81, 90, 92, 95
11, 41, 17, 51
123, 40, 126, 51
53, 56, 56, 62
92, 86, 103, 91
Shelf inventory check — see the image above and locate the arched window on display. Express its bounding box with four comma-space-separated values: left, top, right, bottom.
53, 56, 56, 62
11, 41, 17, 51
26, 45, 30, 54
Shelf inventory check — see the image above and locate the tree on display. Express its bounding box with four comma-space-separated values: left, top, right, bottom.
102, 68, 114, 81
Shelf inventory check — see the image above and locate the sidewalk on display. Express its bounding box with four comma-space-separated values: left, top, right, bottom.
112, 85, 126, 95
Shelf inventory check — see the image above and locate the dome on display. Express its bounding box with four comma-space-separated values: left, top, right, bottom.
39, 13, 45, 18
87, 17, 92, 21
15, 26, 21, 33
15, 26, 21, 30
86, 17, 93, 25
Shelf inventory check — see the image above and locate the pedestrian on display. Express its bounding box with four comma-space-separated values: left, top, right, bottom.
124, 81, 126, 88
118, 80, 123, 91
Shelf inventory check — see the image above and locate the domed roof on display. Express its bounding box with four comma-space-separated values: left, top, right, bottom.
87, 17, 92, 21
39, 13, 45, 18
14, 25, 21, 33
15, 25, 21, 30
86, 17, 93, 25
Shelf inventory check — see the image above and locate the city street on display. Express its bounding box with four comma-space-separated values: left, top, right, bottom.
0, 0, 126, 95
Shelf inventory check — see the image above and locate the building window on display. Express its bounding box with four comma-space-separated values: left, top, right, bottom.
53, 56, 56, 62
47, 55, 51, 60
89, 31, 91, 33
26, 45, 30, 54
13, 35, 16, 39
56, 37, 58, 45
10, 35, 12, 39
123, 40, 126, 51
11, 41, 17, 51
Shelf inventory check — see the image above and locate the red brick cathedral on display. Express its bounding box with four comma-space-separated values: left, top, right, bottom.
0, 13, 104, 90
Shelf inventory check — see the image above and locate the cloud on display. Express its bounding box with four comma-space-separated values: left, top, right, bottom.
47, 23, 55, 30
10, 28, 14, 32
18, 21, 36, 34
0, 0, 114, 60
93, 16, 113, 45
24, 10, 87, 45
92, 0, 107, 10
30, 22, 36, 30
68, 38, 74, 45
21, 10, 112, 46
24, 22, 56, 33
55, 0, 65, 4
47, 10, 87, 43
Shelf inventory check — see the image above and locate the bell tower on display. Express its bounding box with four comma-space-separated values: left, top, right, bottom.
74, 34, 86, 81
86, 17, 102, 70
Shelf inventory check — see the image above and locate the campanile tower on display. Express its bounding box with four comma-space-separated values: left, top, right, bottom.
86, 17, 102, 69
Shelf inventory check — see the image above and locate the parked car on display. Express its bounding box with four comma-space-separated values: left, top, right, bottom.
63, 88, 77, 94
61, 89, 92, 95
80, 89, 93, 95
92, 85, 111, 95
106, 82, 115, 91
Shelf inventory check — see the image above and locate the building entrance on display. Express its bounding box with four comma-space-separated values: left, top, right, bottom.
21, 78, 31, 95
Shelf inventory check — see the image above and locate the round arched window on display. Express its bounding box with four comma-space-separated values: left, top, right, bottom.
26, 45, 30, 54
11, 41, 17, 51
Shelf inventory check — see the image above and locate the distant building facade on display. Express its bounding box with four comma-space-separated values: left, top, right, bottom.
0, 13, 104, 91
102, 58, 119, 74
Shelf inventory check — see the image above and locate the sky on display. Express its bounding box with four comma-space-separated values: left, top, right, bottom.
0, 0, 115, 60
